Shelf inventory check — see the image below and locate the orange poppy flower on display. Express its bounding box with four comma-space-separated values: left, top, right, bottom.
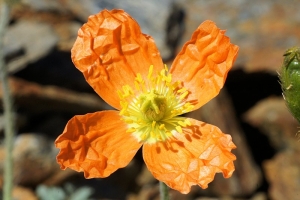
55, 9, 239, 194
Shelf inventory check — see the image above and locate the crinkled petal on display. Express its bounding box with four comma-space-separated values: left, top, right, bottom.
55, 110, 142, 178
143, 118, 236, 194
71, 9, 164, 110
170, 20, 239, 111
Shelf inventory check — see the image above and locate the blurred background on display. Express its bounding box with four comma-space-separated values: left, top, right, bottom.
1, 0, 300, 199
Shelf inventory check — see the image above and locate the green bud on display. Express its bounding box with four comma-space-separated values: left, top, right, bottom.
280, 47, 300, 123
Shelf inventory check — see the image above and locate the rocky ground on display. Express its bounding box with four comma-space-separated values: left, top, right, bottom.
1, 0, 300, 200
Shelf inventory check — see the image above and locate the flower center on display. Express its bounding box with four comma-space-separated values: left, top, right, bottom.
139, 89, 167, 121
118, 65, 194, 144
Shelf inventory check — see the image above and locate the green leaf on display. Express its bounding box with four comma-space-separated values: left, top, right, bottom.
36, 185, 66, 200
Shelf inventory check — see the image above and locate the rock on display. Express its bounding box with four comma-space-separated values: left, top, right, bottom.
247, 98, 300, 199
0, 180, 38, 200
13, 186, 38, 200
4, 20, 58, 73
178, 0, 300, 73
11, 4, 77, 52
243, 97, 299, 150
20, 0, 65, 12
19, 0, 180, 60
0, 177, 38, 200
12, 133, 58, 185
264, 149, 300, 200
250, 192, 267, 200
0, 77, 107, 114
55, 21, 82, 51
0, 133, 62, 186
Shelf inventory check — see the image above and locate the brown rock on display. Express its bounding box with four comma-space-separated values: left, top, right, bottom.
0, 133, 75, 186
243, 97, 299, 150
13, 186, 38, 200
12, 133, 58, 185
264, 149, 300, 200
251, 192, 268, 200
0, 77, 106, 114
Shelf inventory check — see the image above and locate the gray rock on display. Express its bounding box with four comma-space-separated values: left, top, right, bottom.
4, 20, 58, 73
0, 133, 58, 185
21, 0, 65, 12
56, 21, 82, 51
20, 0, 180, 60
12, 133, 57, 185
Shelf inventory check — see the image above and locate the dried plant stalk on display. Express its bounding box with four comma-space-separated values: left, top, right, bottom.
0, 1, 15, 200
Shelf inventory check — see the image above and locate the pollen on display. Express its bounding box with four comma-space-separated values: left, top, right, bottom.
118, 65, 194, 144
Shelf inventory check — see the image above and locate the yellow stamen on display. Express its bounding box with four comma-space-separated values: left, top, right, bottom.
134, 81, 140, 91
179, 91, 189, 100
164, 64, 168, 72
136, 73, 143, 83
118, 65, 194, 144
152, 121, 156, 128
126, 127, 136, 133
176, 126, 183, 133
148, 65, 154, 80
159, 124, 165, 130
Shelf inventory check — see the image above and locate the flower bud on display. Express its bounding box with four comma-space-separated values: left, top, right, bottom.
280, 47, 300, 122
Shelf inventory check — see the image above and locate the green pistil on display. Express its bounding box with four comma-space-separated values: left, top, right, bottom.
139, 89, 167, 121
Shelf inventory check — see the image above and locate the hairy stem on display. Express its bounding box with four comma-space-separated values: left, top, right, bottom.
159, 181, 170, 200
0, 1, 15, 200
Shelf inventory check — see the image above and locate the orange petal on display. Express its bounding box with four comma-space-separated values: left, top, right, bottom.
71, 9, 164, 110
170, 20, 239, 110
55, 110, 142, 178
143, 118, 236, 194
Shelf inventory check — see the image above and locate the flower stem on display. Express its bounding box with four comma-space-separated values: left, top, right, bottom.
0, 1, 15, 200
159, 181, 170, 200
